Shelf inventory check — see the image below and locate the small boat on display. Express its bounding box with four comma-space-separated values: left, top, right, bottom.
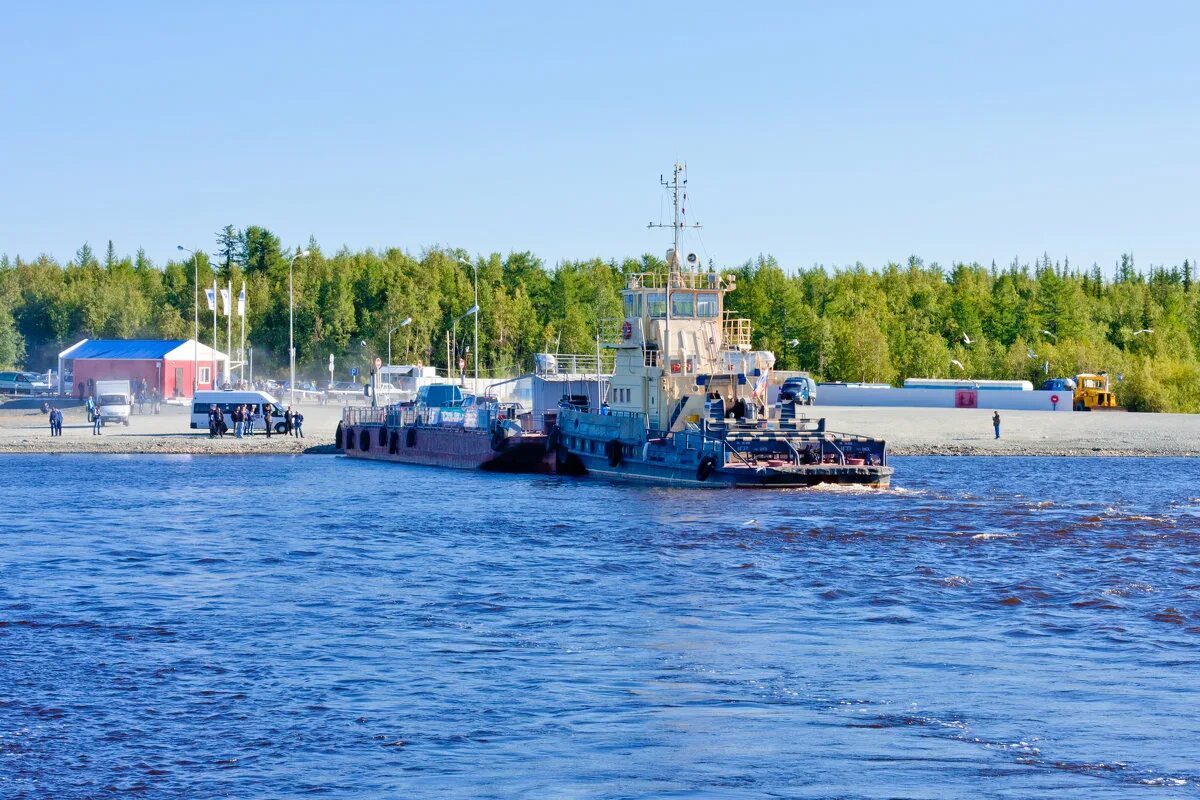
338, 384, 553, 473
552, 164, 893, 489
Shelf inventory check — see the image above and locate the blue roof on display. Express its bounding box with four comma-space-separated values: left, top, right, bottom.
66, 339, 189, 360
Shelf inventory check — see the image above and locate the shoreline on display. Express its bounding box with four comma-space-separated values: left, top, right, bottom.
0, 436, 1192, 459
1, 401, 1197, 459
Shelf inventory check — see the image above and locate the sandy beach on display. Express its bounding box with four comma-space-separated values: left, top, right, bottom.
1, 397, 1197, 457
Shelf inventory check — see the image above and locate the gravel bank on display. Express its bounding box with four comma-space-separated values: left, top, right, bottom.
1, 399, 1196, 457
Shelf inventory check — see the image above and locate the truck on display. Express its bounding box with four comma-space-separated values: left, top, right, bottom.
94, 380, 133, 426
1072, 373, 1122, 411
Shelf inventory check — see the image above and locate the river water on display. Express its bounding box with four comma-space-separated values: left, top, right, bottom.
1, 455, 1197, 799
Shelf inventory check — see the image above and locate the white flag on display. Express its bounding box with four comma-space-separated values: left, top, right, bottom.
204, 287, 217, 312
219, 288, 231, 316
237, 284, 246, 317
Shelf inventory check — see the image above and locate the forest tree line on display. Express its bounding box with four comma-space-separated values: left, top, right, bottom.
1, 225, 1198, 412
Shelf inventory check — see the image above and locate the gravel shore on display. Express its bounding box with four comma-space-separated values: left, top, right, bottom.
1, 399, 1197, 457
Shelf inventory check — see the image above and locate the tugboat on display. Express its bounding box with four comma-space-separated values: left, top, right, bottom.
338, 383, 554, 473
553, 165, 893, 488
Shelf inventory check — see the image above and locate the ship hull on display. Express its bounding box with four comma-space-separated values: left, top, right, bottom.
342, 423, 553, 473
561, 450, 892, 489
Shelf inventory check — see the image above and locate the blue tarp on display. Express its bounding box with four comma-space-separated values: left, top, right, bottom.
65, 340, 188, 360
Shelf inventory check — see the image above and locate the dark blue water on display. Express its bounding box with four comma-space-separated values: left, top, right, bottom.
1, 455, 1198, 799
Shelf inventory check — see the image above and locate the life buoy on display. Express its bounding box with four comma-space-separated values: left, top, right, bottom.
406, 426, 417, 448
622, 320, 632, 340
606, 438, 623, 468
378, 426, 388, 447
359, 429, 370, 451
335, 421, 344, 450
389, 430, 399, 454
697, 454, 717, 482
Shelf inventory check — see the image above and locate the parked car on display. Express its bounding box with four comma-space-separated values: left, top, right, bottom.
0, 371, 52, 395
777, 375, 816, 405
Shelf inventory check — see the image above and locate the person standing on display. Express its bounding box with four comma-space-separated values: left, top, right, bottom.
55, 408, 63, 436
216, 406, 226, 438
263, 402, 273, 438
992, 411, 1001, 440
233, 405, 243, 439
284, 406, 294, 437
293, 410, 304, 438
47, 406, 56, 436
93, 406, 103, 435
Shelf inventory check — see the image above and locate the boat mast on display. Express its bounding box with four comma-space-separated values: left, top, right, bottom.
648, 164, 700, 379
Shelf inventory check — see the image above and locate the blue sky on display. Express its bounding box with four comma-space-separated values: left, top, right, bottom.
2, 1, 1197, 273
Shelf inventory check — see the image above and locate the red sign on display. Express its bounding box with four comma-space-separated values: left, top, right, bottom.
374, 357, 382, 370
1050, 394, 1060, 404
954, 389, 978, 408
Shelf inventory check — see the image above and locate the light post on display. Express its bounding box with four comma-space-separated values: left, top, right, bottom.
177, 245, 199, 395
457, 257, 478, 388
452, 305, 479, 388
289, 249, 311, 408
388, 317, 413, 368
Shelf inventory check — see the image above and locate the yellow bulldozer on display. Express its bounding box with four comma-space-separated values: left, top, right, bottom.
1073, 373, 1122, 411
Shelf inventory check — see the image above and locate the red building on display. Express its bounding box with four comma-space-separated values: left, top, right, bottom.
58, 339, 230, 399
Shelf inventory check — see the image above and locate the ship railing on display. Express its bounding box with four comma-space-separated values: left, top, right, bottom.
343, 406, 387, 426
625, 271, 736, 292
534, 352, 614, 377
722, 313, 752, 351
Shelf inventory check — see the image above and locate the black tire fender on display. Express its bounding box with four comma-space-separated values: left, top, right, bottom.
335, 421, 344, 450
344, 427, 354, 450
359, 429, 370, 451
606, 438, 623, 468
389, 430, 399, 454
545, 425, 561, 453
697, 454, 718, 482
491, 428, 507, 452
378, 426, 388, 447
406, 426, 417, 448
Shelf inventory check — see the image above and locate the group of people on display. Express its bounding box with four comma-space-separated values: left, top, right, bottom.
46, 406, 64, 436
207, 403, 305, 440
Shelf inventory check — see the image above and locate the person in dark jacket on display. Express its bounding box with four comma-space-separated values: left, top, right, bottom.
208, 405, 218, 438
293, 410, 304, 438
284, 406, 294, 436
262, 403, 273, 438
993, 411, 1001, 439
93, 406, 103, 435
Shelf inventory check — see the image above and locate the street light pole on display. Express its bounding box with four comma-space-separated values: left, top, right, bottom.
289, 249, 311, 409
451, 306, 478, 389
177, 246, 199, 396
388, 317, 413, 369
458, 257, 478, 391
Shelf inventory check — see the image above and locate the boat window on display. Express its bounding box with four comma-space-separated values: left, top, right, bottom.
697, 292, 719, 317
646, 292, 666, 318
623, 294, 642, 319
671, 293, 695, 318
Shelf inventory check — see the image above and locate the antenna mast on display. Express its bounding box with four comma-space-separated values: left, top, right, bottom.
648, 163, 701, 382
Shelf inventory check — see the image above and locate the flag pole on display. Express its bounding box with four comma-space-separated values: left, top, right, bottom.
226, 278, 233, 386
211, 279, 218, 387
240, 282, 246, 384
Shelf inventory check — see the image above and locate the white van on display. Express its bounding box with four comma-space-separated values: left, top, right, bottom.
190, 390, 287, 433
95, 379, 133, 426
